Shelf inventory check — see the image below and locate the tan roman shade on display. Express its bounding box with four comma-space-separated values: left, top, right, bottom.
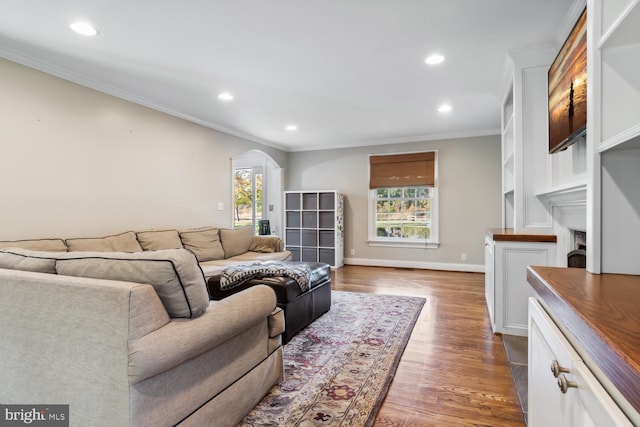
369, 152, 435, 189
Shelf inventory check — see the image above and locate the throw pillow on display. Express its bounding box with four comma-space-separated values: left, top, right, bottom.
220, 226, 254, 258
55, 249, 209, 318
0, 248, 58, 274
66, 231, 143, 252
178, 227, 224, 262
136, 229, 184, 251
0, 238, 67, 252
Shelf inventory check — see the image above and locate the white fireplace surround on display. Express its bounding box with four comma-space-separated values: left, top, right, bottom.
537, 182, 587, 267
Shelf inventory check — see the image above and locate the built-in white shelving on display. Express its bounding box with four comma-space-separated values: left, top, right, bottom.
499, 47, 556, 230
589, 0, 640, 273
598, 0, 640, 150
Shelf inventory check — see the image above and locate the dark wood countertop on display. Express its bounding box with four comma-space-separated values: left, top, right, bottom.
486, 228, 557, 243
527, 266, 640, 415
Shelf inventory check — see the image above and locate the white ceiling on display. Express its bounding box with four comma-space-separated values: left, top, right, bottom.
0, 0, 574, 152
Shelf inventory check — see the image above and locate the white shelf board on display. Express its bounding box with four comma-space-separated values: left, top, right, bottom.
600, 0, 640, 48
599, 122, 640, 153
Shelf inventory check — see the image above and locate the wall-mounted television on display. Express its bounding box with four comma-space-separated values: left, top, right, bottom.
548, 8, 587, 154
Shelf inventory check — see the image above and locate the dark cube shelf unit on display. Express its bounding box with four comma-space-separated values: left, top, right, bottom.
284, 191, 344, 267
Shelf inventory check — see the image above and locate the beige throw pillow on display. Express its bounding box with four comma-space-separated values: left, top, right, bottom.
220, 226, 254, 258
0, 248, 58, 274
178, 227, 224, 262
66, 231, 143, 252
136, 229, 184, 251
0, 238, 67, 252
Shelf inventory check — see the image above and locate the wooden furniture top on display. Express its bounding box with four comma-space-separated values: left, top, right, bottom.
486, 228, 557, 243
527, 266, 640, 416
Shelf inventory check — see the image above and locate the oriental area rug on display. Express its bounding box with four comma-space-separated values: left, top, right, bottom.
239, 291, 426, 427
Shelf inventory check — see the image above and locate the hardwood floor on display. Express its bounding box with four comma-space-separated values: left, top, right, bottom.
332, 265, 525, 427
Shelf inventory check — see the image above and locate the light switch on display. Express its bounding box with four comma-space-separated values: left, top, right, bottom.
217, 202, 224, 211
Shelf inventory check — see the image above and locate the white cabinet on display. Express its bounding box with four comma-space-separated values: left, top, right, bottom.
485, 231, 556, 336
528, 298, 632, 426
284, 191, 344, 267
484, 241, 495, 327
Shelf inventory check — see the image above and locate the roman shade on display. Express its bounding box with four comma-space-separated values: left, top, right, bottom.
369, 152, 435, 189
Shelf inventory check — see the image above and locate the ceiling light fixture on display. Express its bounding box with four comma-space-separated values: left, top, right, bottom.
285, 124, 298, 131
425, 54, 445, 65
217, 92, 234, 101
70, 21, 98, 36
438, 104, 452, 113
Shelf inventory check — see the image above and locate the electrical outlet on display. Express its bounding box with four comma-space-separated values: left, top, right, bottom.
350, 249, 355, 256
461, 253, 467, 261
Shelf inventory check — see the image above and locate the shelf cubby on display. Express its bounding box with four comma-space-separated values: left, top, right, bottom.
318, 212, 335, 228
302, 212, 317, 228
318, 192, 335, 210
301, 230, 317, 247
318, 230, 335, 247
286, 211, 301, 228
302, 193, 317, 210
285, 229, 301, 246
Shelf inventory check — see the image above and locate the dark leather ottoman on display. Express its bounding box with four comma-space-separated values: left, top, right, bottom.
207, 262, 332, 343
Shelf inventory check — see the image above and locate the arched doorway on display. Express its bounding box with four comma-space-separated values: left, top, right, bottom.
231, 150, 284, 237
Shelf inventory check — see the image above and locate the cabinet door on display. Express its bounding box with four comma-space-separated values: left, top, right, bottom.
528, 298, 632, 427
528, 298, 579, 427
484, 239, 495, 330
500, 245, 553, 334
568, 359, 632, 427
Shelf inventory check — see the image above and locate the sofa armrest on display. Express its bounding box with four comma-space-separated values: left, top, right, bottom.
249, 236, 284, 253
128, 284, 277, 383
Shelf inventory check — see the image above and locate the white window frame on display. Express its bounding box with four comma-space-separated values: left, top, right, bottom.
367, 150, 439, 249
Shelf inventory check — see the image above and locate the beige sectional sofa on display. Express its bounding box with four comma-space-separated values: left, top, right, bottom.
0, 225, 292, 279
0, 226, 292, 426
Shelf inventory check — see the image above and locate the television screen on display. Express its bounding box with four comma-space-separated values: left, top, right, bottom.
548, 8, 587, 154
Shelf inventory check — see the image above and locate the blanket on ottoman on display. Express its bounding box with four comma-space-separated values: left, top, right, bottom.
220, 262, 312, 292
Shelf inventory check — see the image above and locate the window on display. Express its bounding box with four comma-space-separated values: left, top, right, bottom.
368, 152, 438, 248
234, 167, 263, 232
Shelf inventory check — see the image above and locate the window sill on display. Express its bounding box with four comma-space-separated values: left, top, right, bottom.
367, 240, 440, 249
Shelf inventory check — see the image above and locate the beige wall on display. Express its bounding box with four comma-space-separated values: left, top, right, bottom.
287, 136, 502, 270
0, 58, 287, 240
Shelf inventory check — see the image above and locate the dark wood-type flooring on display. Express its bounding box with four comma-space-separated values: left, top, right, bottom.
332, 265, 526, 427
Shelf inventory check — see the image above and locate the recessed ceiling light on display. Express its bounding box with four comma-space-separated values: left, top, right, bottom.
438, 104, 452, 113
285, 124, 298, 131
70, 21, 98, 37
425, 54, 445, 65
217, 92, 234, 101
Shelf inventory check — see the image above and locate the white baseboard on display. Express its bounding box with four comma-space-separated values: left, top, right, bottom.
343, 257, 485, 273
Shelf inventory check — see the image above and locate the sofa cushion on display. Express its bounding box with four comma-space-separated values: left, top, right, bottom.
55, 249, 209, 318
66, 231, 143, 253
178, 227, 224, 262
0, 248, 58, 274
220, 226, 254, 258
0, 238, 67, 252
136, 229, 184, 251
